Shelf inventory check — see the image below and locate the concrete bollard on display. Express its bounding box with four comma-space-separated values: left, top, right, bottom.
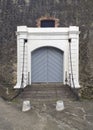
22, 100, 31, 112
56, 100, 64, 111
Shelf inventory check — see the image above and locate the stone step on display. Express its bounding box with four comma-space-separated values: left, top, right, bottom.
19, 84, 75, 104
23, 84, 71, 91
21, 92, 72, 97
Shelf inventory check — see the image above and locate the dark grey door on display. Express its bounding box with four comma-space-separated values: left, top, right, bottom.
31, 47, 63, 83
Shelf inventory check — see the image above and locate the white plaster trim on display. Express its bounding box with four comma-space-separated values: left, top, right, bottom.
15, 26, 80, 89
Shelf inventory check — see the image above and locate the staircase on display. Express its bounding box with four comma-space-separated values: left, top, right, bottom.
19, 84, 76, 106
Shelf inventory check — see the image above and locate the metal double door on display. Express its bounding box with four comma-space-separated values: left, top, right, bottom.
31, 47, 63, 83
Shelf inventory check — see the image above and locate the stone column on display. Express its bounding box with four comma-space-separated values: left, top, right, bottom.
68, 26, 80, 88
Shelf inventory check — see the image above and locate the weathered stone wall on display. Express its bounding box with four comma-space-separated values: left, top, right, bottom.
0, 0, 93, 88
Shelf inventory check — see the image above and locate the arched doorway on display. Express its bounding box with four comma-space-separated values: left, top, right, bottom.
31, 47, 64, 83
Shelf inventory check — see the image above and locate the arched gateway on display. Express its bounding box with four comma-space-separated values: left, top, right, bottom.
14, 26, 80, 88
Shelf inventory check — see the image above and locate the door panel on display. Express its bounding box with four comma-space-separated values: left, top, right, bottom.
31, 48, 47, 82
48, 47, 63, 82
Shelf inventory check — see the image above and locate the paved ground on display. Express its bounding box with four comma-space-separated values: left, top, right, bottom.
0, 97, 93, 130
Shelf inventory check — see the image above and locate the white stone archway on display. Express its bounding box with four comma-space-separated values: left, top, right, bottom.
14, 26, 80, 88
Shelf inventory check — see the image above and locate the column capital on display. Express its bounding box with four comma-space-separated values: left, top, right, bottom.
69, 26, 80, 39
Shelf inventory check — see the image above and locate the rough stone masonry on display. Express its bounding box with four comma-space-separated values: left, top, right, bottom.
0, 0, 93, 98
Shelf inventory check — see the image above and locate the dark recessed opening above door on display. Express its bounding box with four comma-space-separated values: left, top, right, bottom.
41, 20, 55, 27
